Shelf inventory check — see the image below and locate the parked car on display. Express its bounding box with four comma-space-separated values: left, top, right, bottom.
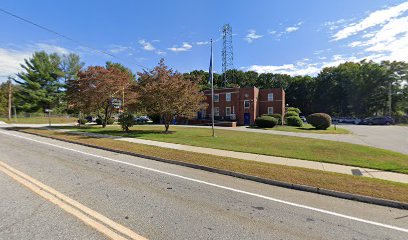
342, 117, 361, 124
134, 116, 152, 124
333, 116, 361, 124
85, 116, 96, 122
359, 116, 394, 125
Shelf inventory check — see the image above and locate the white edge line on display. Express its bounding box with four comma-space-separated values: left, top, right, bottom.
1, 129, 407, 234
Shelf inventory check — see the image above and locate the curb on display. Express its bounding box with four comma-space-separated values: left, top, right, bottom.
17, 129, 408, 210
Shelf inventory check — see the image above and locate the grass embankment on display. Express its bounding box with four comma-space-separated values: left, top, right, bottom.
62, 125, 408, 174
18, 128, 408, 203
263, 124, 351, 134
0, 117, 76, 124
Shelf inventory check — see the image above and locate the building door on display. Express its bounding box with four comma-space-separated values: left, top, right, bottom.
244, 113, 250, 126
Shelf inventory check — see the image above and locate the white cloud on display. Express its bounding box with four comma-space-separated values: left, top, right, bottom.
0, 43, 71, 82
323, 19, 347, 30
35, 43, 70, 55
245, 54, 361, 76
167, 42, 192, 52
333, 1, 408, 40
138, 40, 156, 51
348, 41, 363, 47
247, 63, 320, 76
196, 41, 210, 45
156, 50, 166, 55
285, 22, 302, 33
0, 48, 31, 82
109, 45, 131, 53
345, 13, 408, 62
285, 27, 299, 33
244, 29, 263, 43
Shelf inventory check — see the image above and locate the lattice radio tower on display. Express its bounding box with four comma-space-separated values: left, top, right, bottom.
222, 24, 234, 87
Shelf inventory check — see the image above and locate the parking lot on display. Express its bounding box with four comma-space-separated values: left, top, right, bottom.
340, 125, 408, 154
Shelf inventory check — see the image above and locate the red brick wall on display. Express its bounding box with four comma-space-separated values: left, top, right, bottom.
258, 88, 285, 117
202, 87, 285, 125
203, 88, 240, 120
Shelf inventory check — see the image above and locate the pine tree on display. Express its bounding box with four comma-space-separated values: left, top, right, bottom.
15, 51, 64, 112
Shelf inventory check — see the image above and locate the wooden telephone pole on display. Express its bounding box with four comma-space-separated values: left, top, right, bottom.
7, 78, 12, 121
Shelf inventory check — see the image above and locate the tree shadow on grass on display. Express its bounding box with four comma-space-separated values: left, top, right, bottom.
95, 129, 175, 138
296, 127, 323, 131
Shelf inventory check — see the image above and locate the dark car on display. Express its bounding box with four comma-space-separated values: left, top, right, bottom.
134, 116, 152, 124
85, 116, 96, 122
359, 116, 394, 125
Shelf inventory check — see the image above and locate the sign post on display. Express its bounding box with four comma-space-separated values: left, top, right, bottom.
45, 109, 52, 127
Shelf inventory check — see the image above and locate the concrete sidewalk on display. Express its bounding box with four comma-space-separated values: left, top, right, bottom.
57, 129, 408, 184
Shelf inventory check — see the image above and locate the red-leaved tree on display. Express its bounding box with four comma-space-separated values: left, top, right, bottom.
137, 59, 206, 133
67, 64, 135, 127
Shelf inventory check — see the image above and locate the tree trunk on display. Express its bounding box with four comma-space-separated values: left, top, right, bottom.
103, 105, 109, 128
163, 114, 172, 133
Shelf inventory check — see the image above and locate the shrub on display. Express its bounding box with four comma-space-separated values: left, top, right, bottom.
118, 112, 134, 131
307, 113, 332, 130
262, 114, 282, 124
95, 118, 103, 125
106, 118, 115, 125
286, 116, 303, 127
286, 107, 301, 114
77, 118, 88, 125
96, 118, 115, 126
255, 116, 278, 128
285, 111, 299, 118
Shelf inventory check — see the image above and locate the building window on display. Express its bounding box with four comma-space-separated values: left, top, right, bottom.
268, 93, 274, 101
268, 107, 274, 115
226, 93, 231, 102
244, 100, 250, 109
214, 94, 219, 102
214, 107, 219, 116
225, 107, 231, 116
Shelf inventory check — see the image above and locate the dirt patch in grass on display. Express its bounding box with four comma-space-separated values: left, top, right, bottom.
18, 128, 408, 203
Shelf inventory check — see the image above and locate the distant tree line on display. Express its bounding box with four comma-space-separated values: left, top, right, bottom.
1, 51, 407, 121
183, 60, 408, 117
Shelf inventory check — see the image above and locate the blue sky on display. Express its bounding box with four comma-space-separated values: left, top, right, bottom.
1, 0, 408, 82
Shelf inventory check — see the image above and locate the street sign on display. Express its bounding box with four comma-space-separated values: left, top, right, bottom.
111, 98, 122, 109
44, 109, 53, 113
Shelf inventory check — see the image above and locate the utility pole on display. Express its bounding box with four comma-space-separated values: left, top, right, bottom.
388, 81, 392, 116
122, 86, 125, 112
7, 78, 12, 121
210, 39, 215, 137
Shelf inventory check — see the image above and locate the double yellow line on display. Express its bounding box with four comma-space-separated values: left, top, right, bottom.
0, 160, 147, 240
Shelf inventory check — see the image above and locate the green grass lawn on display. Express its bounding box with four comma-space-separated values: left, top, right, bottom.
62, 124, 408, 174
254, 124, 350, 134
0, 117, 76, 124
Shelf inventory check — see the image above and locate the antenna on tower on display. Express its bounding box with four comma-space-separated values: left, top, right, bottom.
221, 24, 234, 87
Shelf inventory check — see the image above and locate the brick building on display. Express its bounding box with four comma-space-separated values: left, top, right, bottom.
198, 87, 285, 125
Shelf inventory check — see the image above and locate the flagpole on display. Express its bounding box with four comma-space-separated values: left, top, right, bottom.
210, 39, 215, 137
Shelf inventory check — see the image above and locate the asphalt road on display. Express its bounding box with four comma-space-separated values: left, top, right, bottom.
0, 129, 407, 240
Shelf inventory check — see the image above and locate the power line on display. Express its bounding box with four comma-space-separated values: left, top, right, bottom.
0, 7, 150, 70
